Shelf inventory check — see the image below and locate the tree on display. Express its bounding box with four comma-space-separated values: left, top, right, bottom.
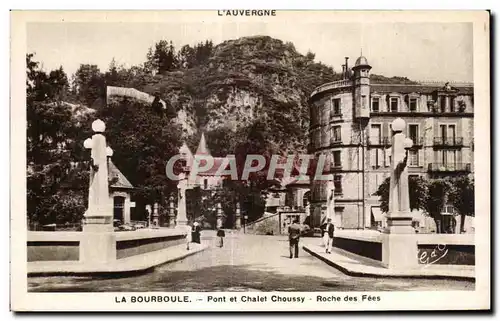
96, 99, 183, 213
375, 175, 429, 213
73, 64, 105, 107
26, 53, 90, 226
448, 175, 474, 233
145, 40, 179, 74
425, 179, 452, 234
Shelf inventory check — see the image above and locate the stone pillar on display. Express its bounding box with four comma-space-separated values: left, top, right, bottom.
235, 202, 242, 229
168, 195, 176, 227
382, 118, 417, 270
152, 203, 159, 228
176, 173, 188, 227
386, 129, 413, 234
216, 202, 223, 229
445, 96, 450, 112
80, 119, 116, 265
82, 119, 113, 233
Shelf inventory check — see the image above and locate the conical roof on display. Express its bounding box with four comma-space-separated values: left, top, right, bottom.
195, 132, 211, 155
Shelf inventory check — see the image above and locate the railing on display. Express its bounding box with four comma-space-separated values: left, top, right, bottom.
330, 112, 343, 119
408, 137, 424, 146
368, 136, 391, 146
310, 80, 353, 97
330, 137, 342, 145
433, 137, 464, 147
428, 163, 471, 172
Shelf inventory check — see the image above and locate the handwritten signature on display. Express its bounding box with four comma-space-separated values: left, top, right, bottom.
418, 244, 448, 267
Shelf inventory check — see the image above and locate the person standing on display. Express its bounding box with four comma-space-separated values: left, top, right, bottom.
216, 228, 225, 248
288, 218, 302, 259
185, 222, 193, 251
324, 218, 335, 254
191, 221, 201, 244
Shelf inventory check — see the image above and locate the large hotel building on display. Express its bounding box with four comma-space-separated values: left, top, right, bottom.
308, 55, 474, 230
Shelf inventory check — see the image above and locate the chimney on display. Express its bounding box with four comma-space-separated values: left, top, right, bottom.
341, 64, 346, 78
345, 57, 349, 71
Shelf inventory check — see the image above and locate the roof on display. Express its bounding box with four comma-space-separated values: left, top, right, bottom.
371, 83, 474, 95
194, 157, 228, 176
195, 133, 210, 155
354, 55, 370, 67
108, 160, 134, 189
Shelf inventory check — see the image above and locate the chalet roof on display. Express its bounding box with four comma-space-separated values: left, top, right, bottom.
108, 160, 134, 189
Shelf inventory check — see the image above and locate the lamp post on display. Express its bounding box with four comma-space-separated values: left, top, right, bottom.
381, 117, 417, 269
82, 119, 113, 233
79, 119, 116, 265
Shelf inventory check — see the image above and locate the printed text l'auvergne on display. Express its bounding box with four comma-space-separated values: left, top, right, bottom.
218, 10, 277, 17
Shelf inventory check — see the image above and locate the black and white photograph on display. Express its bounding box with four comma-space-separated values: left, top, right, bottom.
10, 10, 490, 311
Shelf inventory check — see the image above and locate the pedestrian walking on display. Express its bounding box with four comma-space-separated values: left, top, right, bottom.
324, 218, 334, 254
216, 228, 225, 248
288, 218, 302, 259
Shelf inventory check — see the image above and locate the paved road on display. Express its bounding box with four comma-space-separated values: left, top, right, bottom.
29, 234, 474, 292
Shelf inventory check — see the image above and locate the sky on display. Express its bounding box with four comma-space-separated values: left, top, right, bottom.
26, 21, 473, 82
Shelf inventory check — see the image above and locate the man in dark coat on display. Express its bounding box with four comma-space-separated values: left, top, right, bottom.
288, 218, 302, 259
324, 218, 335, 254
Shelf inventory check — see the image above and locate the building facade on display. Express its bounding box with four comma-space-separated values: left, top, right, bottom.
308, 55, 474, 230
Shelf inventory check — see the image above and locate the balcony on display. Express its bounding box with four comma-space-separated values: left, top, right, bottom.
428, 163, 471, 173
408, 137, 424, 147
368, 136, 391, 146
330, 163, 342, 171
310, 79, 353, 98
330, 112, 343, 120
330, 138, 342, 146
433, 137, 464, 147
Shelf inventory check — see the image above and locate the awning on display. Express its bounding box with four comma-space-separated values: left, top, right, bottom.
371, 207, 384, 221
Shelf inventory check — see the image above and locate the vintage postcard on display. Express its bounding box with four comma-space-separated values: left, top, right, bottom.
10, 10, 490, 311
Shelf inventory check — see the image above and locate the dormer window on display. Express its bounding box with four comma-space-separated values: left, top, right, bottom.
409, 98, 418, 112
390, 97, 399, 112
371, 97, 380, 112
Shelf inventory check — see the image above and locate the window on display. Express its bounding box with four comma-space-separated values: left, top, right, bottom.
333, 151, 341, 168
371, 97, 380, 112
362, 95, 367, 109
449, 97, 455, 112
334, 175, 342, 195
371, 124, 381, 144
409, 98, 418, 112
408, 124, 419, 143
409, 150, 419, 167
203, 178, 208, 189
440, 97, 446, 112
390, 97, 398, 112
331, 126, 342, 144
371, 149, 381, 168
331, 98, 341, 116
